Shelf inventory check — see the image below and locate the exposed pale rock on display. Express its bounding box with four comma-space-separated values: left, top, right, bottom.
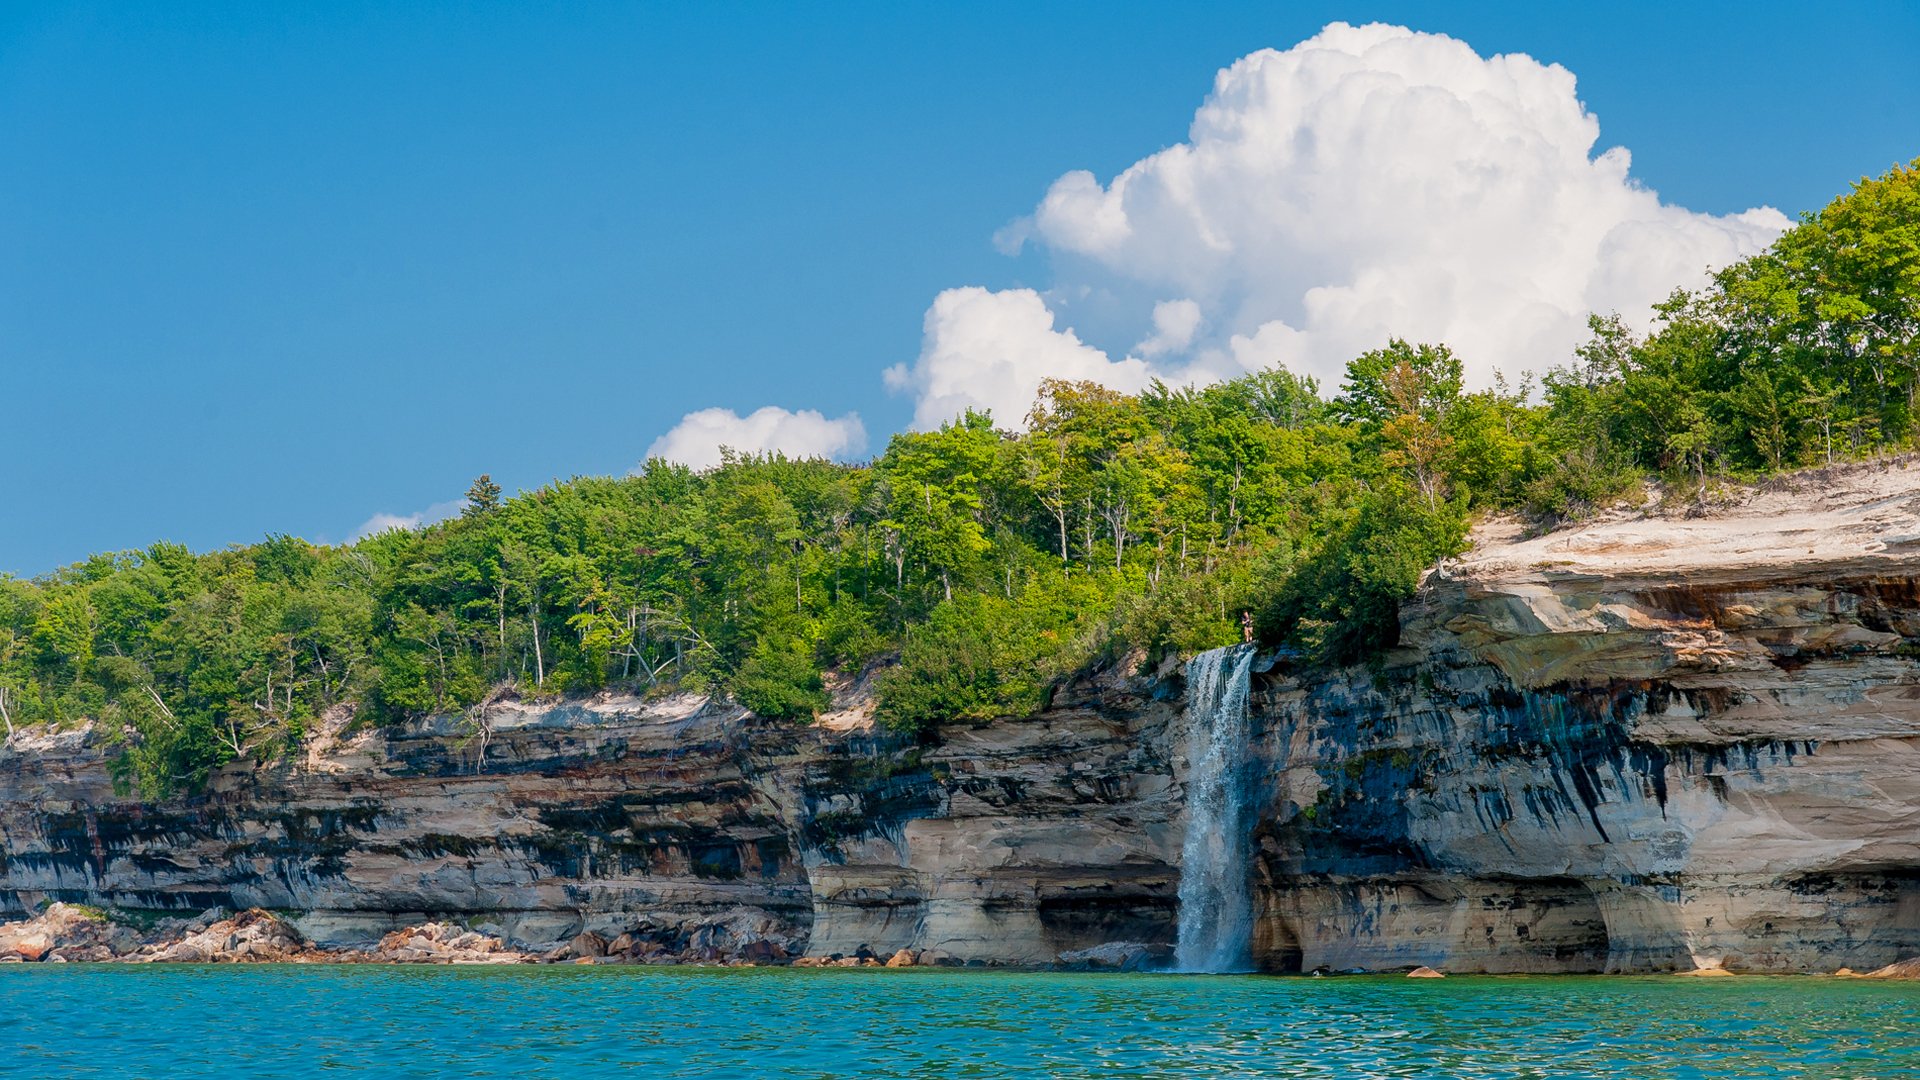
1, 903, 131, 961
8, 932, 53, 962
1863, 957, 1920, 979
1407, 966, 1446, 978
140, 909, 313, 963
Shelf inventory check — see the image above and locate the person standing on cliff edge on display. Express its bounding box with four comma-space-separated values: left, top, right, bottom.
1242, 611, 1253, 644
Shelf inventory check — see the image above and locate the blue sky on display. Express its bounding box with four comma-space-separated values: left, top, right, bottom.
2, 1, 1917, 575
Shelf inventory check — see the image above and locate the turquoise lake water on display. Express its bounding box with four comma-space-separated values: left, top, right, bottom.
3, 967, 1917, 1078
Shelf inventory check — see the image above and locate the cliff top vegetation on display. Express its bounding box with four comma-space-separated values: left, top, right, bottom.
2, 160, 1915, 795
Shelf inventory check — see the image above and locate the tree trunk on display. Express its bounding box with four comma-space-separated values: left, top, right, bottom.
497, 584, 508, 661
1228, 464, 1243, 541
530, 600, 546, 685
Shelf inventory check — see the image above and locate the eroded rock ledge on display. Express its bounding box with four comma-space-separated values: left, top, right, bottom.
4, 462, 1920, 974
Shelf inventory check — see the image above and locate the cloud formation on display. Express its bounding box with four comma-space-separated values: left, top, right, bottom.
1135, 298, 1203, 358
645, 406, 868, 471
889, 21, 1790, 428
884, 287, 1153, 430
350, 499, 464, 542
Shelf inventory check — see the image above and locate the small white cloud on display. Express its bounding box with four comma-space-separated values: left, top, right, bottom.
644, 406, 868, 471
1135, 298, 1204, 357
885, 286, 1155, 430
350, 499, 464, 542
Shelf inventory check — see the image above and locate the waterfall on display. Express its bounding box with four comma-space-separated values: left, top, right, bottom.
1174, 643, 1258, 973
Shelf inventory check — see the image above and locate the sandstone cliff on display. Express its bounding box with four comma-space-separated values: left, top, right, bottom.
1252, 462, 1920, 973
4, 461, 1919, 972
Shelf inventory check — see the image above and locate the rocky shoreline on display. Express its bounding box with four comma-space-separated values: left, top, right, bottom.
5, 900, 1916, 977
0, 901, 1019, 968
0, 901, 803, 966
4, 902, 1914, 980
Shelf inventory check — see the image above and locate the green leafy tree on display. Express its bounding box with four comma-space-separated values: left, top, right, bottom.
879, 413, 997, 602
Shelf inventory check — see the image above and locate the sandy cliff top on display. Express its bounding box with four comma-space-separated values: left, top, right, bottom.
1451, 457, 1920, 588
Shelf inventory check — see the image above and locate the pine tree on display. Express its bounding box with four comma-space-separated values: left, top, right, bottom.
464, 474, 503, 517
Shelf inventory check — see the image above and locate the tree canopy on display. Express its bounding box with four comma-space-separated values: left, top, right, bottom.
3, 159, 1915, 795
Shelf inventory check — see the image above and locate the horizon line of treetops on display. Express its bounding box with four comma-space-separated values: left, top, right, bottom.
1, 159, 1914, 796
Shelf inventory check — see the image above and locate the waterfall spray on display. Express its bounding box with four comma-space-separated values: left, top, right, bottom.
1174, 643, 1257, 973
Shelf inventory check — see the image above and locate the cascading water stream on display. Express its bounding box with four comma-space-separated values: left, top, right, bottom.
1174, 643, 1257, 973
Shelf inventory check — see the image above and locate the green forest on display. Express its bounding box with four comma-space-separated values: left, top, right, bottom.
2, 161, 1915, 796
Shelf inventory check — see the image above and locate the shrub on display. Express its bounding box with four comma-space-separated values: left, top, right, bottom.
731, 640, 830, 721
1258, 483, 1469, 664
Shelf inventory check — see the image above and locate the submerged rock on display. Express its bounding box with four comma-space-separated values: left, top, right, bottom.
1057, 942, 1162, 972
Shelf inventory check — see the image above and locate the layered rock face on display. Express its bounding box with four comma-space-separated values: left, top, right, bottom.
804, 681, 1185, 965
0, 679, 1179, 963
3, 463, 1919, 972
0, 695, 838, 955
1250, 463, 1920, 973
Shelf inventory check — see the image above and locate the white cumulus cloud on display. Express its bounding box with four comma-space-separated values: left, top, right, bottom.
884, 286, 1155, 430
350, 499, 464, 542
883, 286, 1152, 428
1136, 298, 1204, 358
644, 406, 868, 471
889, 21, 1791, 427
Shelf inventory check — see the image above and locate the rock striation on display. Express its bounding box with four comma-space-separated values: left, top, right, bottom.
3, 461, 1920, 973
1247, 462, 1920, 975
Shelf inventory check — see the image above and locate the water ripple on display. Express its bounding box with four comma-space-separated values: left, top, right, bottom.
1, 967, 1915, 1079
